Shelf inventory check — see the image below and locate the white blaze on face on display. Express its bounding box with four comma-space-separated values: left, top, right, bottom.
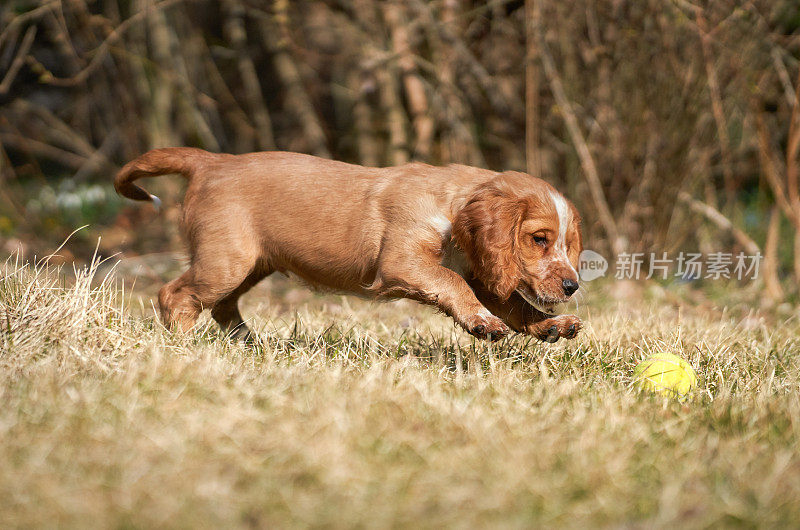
549, 190, 577, 277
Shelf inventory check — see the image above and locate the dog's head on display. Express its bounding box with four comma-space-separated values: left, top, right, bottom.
453, 172, 582, 313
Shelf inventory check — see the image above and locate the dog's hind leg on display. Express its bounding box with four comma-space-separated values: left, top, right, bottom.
211, 267, 272, 341
157, 234, 265, 336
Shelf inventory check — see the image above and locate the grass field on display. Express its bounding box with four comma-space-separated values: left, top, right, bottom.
2, 254, 800, 527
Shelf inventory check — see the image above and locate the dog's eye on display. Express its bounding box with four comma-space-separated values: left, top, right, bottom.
533, 234, 547, 247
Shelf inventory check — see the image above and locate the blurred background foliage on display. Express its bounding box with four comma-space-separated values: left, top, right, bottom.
0, 0, 799, 302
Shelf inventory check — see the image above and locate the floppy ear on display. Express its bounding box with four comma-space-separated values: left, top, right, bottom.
453, 183, 524, 301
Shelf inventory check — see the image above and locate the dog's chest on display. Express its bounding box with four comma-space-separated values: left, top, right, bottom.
441, 239, 471, 278
426, 212, 472, 279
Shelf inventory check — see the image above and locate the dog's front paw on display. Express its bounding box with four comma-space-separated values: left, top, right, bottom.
465, 310, 510, 341
531, 315, 582, 343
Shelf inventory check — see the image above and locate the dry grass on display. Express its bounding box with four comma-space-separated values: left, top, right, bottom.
1, 255, 800, 528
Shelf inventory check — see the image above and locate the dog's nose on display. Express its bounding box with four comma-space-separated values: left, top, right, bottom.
562, 278, 579, 296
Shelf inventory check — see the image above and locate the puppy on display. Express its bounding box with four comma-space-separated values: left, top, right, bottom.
115, 148, 583, 342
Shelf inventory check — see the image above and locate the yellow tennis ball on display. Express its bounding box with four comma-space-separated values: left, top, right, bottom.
633, 352, 698, 400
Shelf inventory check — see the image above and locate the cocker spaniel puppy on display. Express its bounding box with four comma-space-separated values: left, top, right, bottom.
115, 148, 582, 343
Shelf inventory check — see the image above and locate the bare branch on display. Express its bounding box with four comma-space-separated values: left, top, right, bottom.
222, 0, 275, 150
534, 18, 624, 255
0, 26, 36, 95
677, 192, 760, 255
42, 0, 192, 87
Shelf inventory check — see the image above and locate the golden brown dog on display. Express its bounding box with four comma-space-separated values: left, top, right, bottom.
115, 148, 583, 342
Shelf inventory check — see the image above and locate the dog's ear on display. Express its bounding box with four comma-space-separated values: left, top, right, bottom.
453, 183, 524, 300
568, 200, 583, 267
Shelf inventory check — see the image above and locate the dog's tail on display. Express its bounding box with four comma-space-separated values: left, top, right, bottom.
114, 147, 215, 209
